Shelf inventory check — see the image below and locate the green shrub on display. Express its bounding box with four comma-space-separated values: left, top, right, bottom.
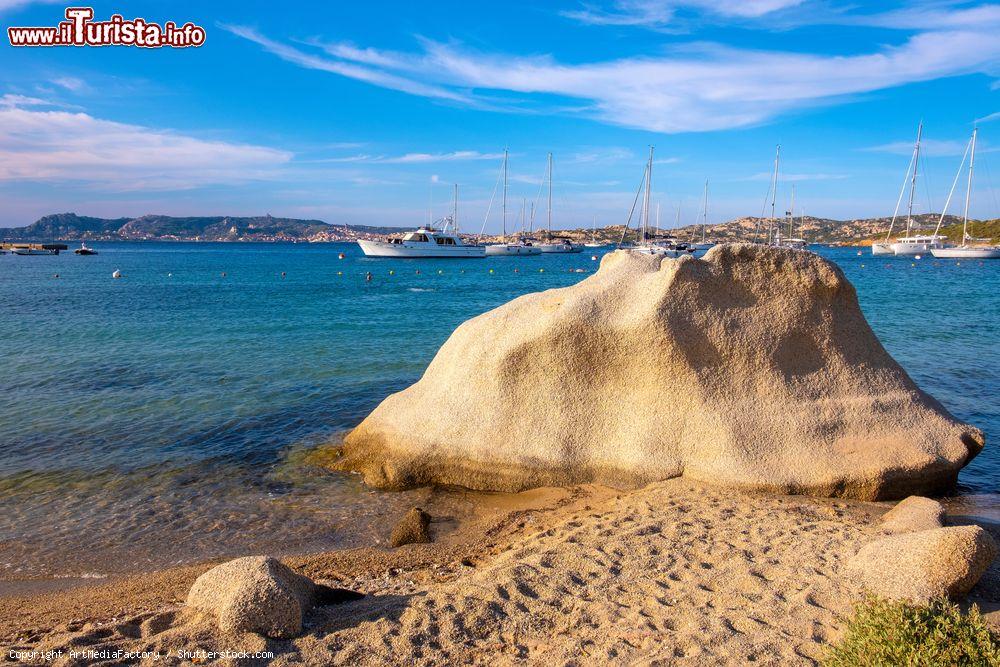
824, 596, 1000, 666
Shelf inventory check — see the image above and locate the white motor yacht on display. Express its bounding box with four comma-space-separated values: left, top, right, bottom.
358, 185, 485, 258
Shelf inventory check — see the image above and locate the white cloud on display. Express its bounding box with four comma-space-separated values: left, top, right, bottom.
380, 150, 504, 164
562, 0, 804, 27
741, 171, 849, 181
226, 26, 1000, 134
0, 93, 51, 108
848, 4, 1000, 31
219, 24, 473, 105
0, 97, 292, 190
50, 77, 87, 92
0, 0, 59, 13
309, 150, 504, 164
976, 111, 1000, 124
863, 138, 980, 157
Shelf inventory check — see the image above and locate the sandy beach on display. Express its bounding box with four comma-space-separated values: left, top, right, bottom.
4, 479, 997, 665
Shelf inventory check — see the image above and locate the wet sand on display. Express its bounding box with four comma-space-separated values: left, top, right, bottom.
2, 480, 998, 665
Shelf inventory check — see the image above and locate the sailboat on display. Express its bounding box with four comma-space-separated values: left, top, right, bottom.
871, 132, 918, 256
485, 149, 541, 256
536, 153, 583, 253
884, 122, 948, 256
584, 216, 603, 247
753, 145, 781, 245
357, 184, 486, 258
773, 184, 807, 249
621, 147, 687, 257
931, 127, 1000, 260
689, 179, 715, 251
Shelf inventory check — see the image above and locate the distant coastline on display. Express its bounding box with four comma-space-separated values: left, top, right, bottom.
1, 211, 997, 245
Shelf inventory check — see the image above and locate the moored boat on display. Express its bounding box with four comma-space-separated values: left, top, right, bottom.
74, 242, 98, 255
535, 153, 582, 254
483, 150, 541, 256
890, 235, 947, 256
358, 226, 485, 258
873, 122, 950, 256
929, 127, 1000, 260
358, 185, 485, 258
619, 147, 690, 257
11, 244, 63, 255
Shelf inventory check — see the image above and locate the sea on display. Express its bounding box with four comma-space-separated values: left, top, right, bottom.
0, 242, 997, 583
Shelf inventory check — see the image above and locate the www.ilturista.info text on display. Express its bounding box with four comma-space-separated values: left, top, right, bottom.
8, 7, 206, 48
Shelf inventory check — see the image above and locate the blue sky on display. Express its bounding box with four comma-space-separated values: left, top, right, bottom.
1, 0, 998, 231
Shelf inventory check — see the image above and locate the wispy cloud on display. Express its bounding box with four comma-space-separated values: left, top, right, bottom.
0, 93, 51, 108
0, 96, 292, 190
846, 3, 1000, 31
863, 138, 979, 157
219, 24, 473, 105
741, 171, 849, 182
0, 0, 59, 14
310, 150, 504, 164
976, 111, 1000, 124
224, 23, 1000, 134
379, 150, 504, 164
561, 0, 805, 28
49, 76, 87, 93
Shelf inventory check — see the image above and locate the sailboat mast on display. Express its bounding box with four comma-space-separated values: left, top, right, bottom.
502, 148, 508, 240
453, 183, 459, 233
546, 152, 553, 235
905, 121, 922, 239
789, 184, 795, 238
643, 147, 653, 242
963, 127, 977, 245
702, 179, 708, 242
769, 145, 780, 244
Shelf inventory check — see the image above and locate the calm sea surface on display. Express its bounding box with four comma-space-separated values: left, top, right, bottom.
0, 242, 997, 579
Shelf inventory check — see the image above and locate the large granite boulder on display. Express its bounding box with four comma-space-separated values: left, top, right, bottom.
340, 245, 982, 500
847, 526, 998, 602
187, 556, 317, 638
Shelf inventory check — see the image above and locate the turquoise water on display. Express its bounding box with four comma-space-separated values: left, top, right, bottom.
0, 242, 996, 578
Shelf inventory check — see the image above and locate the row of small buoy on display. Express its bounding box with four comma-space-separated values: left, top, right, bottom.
98, 267, 596, 280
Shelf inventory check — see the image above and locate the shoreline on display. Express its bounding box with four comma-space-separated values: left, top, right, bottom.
4, 480, 998, 663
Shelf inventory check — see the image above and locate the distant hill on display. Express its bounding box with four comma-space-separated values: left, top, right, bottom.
0, 213, 407, 242
4, 211, 997, 245
526, 213, 996, 246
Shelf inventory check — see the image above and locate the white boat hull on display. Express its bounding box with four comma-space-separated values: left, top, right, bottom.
12, 248, 57, 255
357, 239, 485, 258
890, 241, 946, 256
537, 243, 583, 253
484, 244, 541, 256
630, 246, 685, 258
871, 243, 893, 256
930, 246, 1000, 259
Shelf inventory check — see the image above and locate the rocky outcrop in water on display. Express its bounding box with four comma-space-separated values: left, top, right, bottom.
340, 245, 983, 500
